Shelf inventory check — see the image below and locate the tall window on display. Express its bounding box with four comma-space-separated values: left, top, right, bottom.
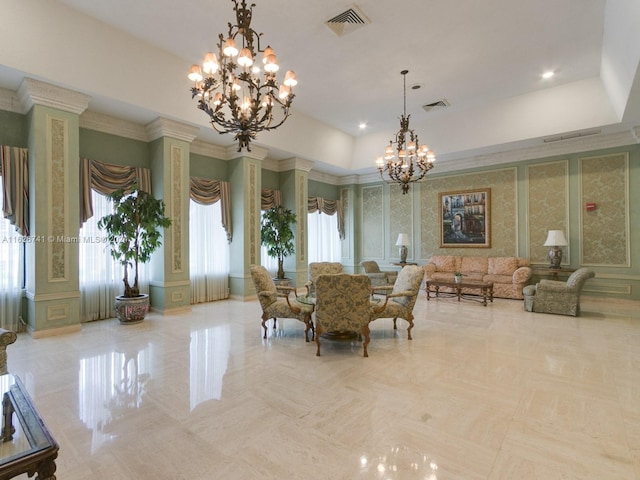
79, 190, 149, 322
0, 183, 23, 330
260, 210, 278, 275
189, 200, 230, 303
307, 211, 341, 263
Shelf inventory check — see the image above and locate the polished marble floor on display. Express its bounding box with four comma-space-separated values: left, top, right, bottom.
5, 294, 640, 479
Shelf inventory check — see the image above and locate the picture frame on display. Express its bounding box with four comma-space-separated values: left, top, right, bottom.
439, 189, 490, 247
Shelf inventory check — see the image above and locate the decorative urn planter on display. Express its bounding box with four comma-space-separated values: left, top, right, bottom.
114, 294, 150, 324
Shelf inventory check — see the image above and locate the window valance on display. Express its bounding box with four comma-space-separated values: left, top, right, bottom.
189, 177, 233, 243
261, 189, 282, 211
80, 158, 151, 225
308, 196, 345, 239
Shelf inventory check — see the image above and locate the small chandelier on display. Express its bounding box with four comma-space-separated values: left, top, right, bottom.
188, 0, 297, 152
376, 70, 435, 194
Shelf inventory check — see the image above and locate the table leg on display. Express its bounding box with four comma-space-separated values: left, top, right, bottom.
426, 284, 432, 301
1, 391, 14, 442
456, 285, 462, 302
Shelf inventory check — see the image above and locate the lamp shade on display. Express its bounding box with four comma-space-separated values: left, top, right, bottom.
543, 230, 568, 247
395, 233, 410, 246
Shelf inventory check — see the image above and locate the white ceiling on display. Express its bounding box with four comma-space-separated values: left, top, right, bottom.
1, 0, 640, 176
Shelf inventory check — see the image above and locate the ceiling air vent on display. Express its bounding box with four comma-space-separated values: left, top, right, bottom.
325, 5, 371, 37
422, 99, 450, 112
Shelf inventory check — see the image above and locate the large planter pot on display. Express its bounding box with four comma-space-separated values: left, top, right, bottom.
114, 294, 149, 324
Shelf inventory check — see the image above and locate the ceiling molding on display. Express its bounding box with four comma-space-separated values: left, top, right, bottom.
18, 78, 90, 115
145, 117, 199, 143
0, 87, 22, 114
190, 139, 227, 159
80, 110, 148, 141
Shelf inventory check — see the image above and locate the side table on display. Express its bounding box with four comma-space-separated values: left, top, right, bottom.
0, 374, 58, 480
535, 267, 575, 281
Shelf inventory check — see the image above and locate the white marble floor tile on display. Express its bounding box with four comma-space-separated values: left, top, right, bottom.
4, 294, 640, 479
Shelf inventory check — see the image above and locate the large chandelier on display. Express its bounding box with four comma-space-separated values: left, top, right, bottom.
188, 0, 297, 152
376, 70, 435, 194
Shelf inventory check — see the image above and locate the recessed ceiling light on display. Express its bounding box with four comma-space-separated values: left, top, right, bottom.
542, 71, 554, 79
359, 122, 367, 129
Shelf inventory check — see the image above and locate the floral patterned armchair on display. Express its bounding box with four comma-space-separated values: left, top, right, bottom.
250, 265, 314, 341
371, 265, 424, 339
360, 261, 398, 288
523, 268, 595, 316
0, 328, 17, 375
314, 274, 377, 357
304, 262, 343, 296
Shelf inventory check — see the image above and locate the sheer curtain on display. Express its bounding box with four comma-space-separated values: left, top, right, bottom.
79, 190, 149, 322
307, 211, 341, 263
0, 184, 24, 331
260, 211, 278, 275
189, 200, 230, 303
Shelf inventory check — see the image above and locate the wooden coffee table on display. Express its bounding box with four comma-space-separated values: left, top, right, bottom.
425, 278, 494, 306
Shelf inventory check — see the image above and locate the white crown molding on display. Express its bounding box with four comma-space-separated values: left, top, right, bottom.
308, 170, 341, 184
280, 157, 315, 172
436, 128, 640, 174
18, 78, 90, 115
145, 117, 200, 142
80, 110, 148, 142
262, 157, 279, 171
0, 87, 22, 114
226, 144, 268, 161
189, 139, 227, 159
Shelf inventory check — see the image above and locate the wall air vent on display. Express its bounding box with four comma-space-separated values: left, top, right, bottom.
543, 129, 601, 143
422, 99, 450, 112
325, 5, 371, 37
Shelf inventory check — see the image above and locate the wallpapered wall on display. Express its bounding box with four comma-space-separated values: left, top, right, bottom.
419, 168, 518, 259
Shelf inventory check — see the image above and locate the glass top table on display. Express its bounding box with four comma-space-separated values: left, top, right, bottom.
0, 374, 59, 480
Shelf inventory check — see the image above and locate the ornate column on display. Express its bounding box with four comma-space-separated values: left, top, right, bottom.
227, 146, 267, 299
145, 118, 199, 313
279, 158, 313, 287
19, 78, 90, 337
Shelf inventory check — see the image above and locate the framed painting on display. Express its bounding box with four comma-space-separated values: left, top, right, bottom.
439, 189, 490, 247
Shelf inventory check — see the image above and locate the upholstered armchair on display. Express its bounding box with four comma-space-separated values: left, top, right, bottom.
523, 267, 595, 316
304, 262, 343, 296
360, 261, 398, 288
371, 265, 424, 339
250, 265, 314, 341
0, 328, 17, 375
314, 274, 376, 357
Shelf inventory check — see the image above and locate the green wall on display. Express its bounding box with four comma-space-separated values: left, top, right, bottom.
309, 179, 339, 199
0, 110, 27, 147
261, 169, 280, 190
190, 153, 227, 180
79, 128, 149, 167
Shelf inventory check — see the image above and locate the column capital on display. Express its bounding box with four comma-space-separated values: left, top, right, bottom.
18, 78, 91, 115
145, 117, 200, 142
280, 157, 315, 172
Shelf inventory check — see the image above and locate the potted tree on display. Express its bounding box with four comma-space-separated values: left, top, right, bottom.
260, 205, 296, 281
98, 183, 172, 324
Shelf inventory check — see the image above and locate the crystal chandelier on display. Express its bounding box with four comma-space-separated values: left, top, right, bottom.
376, 70, 435, 194
188, 0, 297, 152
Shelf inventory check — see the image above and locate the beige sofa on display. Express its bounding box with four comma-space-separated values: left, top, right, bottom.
423, 255, 532, 299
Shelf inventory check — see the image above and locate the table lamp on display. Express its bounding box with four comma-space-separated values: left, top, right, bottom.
395, 233, 410, 263
543, 230, 568, 268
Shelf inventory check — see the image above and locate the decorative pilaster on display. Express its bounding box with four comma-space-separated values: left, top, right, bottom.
146, 117, 199, 313
20, 78, 90, 337
279, 158, 313, 287
227, 146, 268, 299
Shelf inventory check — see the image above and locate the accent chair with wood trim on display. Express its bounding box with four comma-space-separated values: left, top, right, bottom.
360, 260, 398, 288
304, 262, 343, 296
313, 274, 374, 357
523, 267, 595, 316
250, 265, 314, 341
371, 265, 424, 340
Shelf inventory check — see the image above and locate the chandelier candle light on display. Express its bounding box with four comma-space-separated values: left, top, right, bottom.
188, 0, 297, 152
376, 70, 435, 194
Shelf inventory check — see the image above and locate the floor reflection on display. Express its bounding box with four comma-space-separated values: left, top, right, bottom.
189, 325, 230, 410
